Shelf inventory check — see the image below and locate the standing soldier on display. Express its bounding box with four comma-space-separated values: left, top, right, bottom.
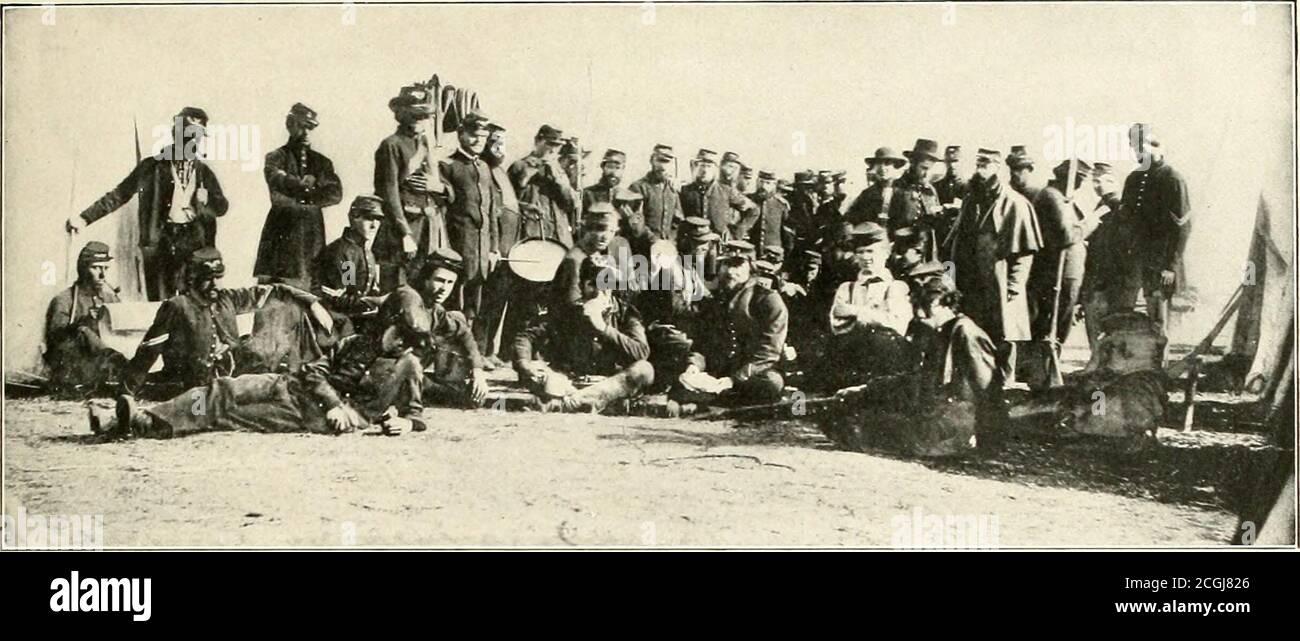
784, 171, 820, 252
254, 103, 343, 289
581, 149, 626, 214
814, 171, 847, 235
743, 170, 790, 255
628, 144, 682, 241
436, 111, 500, 355
931, 145, 968, 257
1121, 123, 1191, 336
719, 151, 744, 190
889, 138, 945, 259
737, 165, 756, 196
509, 125, 577, 247
67, 106, 229, 301
844, 147, 907, 225
44, 242, 128, 396
1080, 162, 1136, 347
949, 148, 1043, 384
1007, 145, 1041, 202
374, 84, 445, 290
679, 149, 757, 241
1026, 159, 1092, 380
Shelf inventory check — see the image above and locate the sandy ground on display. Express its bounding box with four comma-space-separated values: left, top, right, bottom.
3, 396, 1245, 548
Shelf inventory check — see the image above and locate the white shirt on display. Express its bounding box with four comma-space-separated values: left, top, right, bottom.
829, 271, 912, 336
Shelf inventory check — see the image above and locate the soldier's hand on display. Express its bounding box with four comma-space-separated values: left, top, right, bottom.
380, 416, 409, 436
401, 235, 418, 257
1160, 270, 1176, 288
487, 251, 501, 271
470, 369, 489, 405
582, 296, 609, 332
196, 187, 209, 205
325, 406, 353, 433
302, 175, 317, 188
66, 216, 85, 234
405, 173, 428, 192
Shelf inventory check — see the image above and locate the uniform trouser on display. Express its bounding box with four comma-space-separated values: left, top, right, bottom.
646, 324, 695, 394
824, 326, 913, 392
140, 354, 423, 438
671, 366, 786, 406
1083, 275, 1142, 348
1028, 277, 1083, 345
478, 264, 513, 359
145, 221, 208, 301
141, 373, 330, 437
1133, 266, 1173, 335
521, 360, 655, 413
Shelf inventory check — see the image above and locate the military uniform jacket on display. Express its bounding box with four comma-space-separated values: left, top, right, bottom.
1028, 185, 1088, 293
844, 182, 894, 225
78, 149, 229, 250
312, 227, 383, 316
1081, 197, 1134, 296
911, 315, 997, 404
887, 172, 944, 233
508, 155, 577, 247
742, 192, 791, 252
680, 180, 755, 239
932, 172, 969, 206
437, 148, 499, 282
688, 279, 788, 383
1121, 158, 1192, 283
254, 143, 343, 282
629, 174, 682, 241
373, 129, 442, 262
128, 285, 273, 389
513, 296, 650, 377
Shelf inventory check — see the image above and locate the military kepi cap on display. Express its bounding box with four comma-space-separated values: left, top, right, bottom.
693, 149, 719, 164
348, 194, 385, 219
601, 149, 627, 166
78, 241, 113, 266
584, 202, 619, 229
536, 124, 565, 145
424, 247, 465, 274
848, 221, 889, 247
287, 103, 319, 128
458, 110, 492, 134
188, 246, 225, 279
719, 239, 757, 261
976, 148, 1003, 163
651, 144, 675, 161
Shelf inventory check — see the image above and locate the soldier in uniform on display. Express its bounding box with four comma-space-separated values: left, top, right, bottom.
640, 219, 716, 394
931, 145, 968, 258
613, 187, 659, 299
551, 202, 621, 318
844, 147, 907, 225
582, 149, 626, 214
1080, 161, 1137, 347
67, 106, 229, 301
509, 126, 578, 247
679, 149, 757, 240
825, 222, 914, 391
312, 195, 387, 337
44, 242, 128, 396
813, 171, 846, 234
719, 151, 744, 190
889, 139, 946, 260
435, 111, 500, 355
400, 248, 491, 407
737, 165, 756, 196
374, 84, 445, 290
1120, 123, 1192, 335
785, 171, 820, 254
254, 103, 343, 288
628, 144, 682, 241
125, 247, 324, 400
676, 240, 788, 405
100, 287, 435, 439
949, 148, 1043, 384
742, 170, 790, 255
513, 255, 654, 413
1027, 159, 1093, 360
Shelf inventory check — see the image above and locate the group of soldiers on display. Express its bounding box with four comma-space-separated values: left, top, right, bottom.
49, 89, 1191, 449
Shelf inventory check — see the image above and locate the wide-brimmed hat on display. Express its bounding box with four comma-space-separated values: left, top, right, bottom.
902, 138, 942, 162
865, 147, 907, 168
388, 85, 434, 117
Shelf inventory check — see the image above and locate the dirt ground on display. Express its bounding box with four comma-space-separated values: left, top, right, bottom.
2, 394, 1256, 548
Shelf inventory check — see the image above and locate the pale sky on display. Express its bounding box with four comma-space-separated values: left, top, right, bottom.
4, 1, 1295, 369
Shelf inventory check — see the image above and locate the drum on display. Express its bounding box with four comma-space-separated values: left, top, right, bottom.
506, 237, 568, 282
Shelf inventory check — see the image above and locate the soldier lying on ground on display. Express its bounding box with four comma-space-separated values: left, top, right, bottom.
830, 275, 999, 457
43, 241, 129, 397
93, 284, 434, 439
512, 255, 654, 413
123, 247, 325, 400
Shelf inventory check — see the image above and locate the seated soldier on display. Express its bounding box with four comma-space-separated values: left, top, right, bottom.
43, 241, 129, 397
513, 255, 654, 413
833, 275, 999, 456
640, 218, 716, 393
124, 247, 322, 400
675, 240, 788, 405
403, 248, 490, 406
825, 222, 914, 391
312, 195, 388, 336
551, 201, 620, 320
96, 289, 433, 439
